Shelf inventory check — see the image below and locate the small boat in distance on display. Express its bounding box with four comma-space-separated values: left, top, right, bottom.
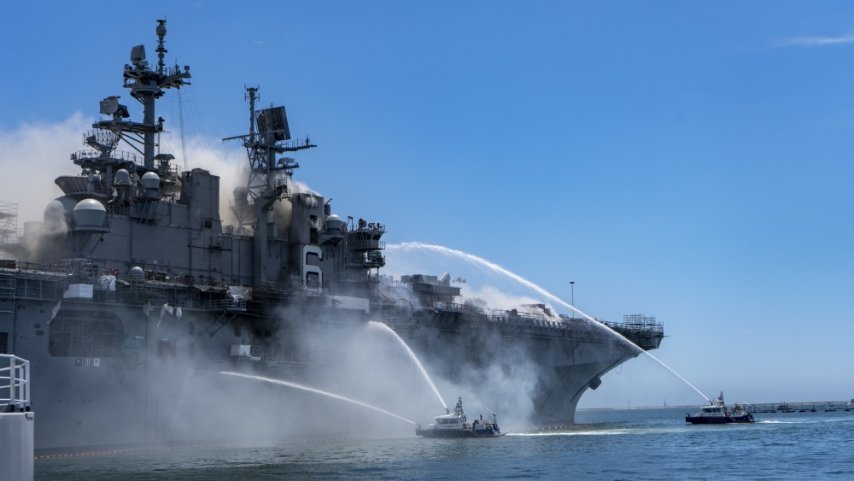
416, 396, 502, 438
685, 392, 754, 424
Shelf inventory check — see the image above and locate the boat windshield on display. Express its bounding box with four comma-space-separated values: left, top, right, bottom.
434, 416, 462, 424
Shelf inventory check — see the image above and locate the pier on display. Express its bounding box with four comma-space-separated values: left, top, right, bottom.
0, 354, 33, 481
748, 400, 852, 414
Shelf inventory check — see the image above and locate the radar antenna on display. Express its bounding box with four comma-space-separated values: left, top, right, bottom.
223, 86, 316, 214
222, 86, 316, 285
94, 18, 191, 171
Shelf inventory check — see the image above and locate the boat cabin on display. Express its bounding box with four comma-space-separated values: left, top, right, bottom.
699, 405, 726, 416
429, 412, 467, 430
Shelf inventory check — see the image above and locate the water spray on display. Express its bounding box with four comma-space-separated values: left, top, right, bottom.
386, 242, 711, 403
367, 320, 448, 410
220, 371, 417, 425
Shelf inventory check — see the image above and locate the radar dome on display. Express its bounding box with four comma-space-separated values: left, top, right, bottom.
129, 266, 145, 281
114, 169, 131, 186
141, 172, 160, 190
326, 214, 345, 232
73, 198, 107, 228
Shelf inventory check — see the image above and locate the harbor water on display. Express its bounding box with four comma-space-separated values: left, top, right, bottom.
35, 407, 854, 480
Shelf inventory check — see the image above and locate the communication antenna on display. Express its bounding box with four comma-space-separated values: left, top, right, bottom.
95, 18, 192, 170
178, 88, 189, 170
156, 19, 167, 75
221, 86, 317, 285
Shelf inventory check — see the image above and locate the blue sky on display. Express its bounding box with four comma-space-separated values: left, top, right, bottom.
2, 1, 854, 407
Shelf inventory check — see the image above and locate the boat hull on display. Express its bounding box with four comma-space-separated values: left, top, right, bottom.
415, 428, 501, 438
685, 414, 754, 424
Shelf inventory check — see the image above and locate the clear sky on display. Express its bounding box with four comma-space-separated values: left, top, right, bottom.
2, 0, 854, 408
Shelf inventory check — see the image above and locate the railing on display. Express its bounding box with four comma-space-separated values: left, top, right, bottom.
71, 148, 141, 167
202, 298, 247, 312
0, 355, 30, 412
602, 319, 664, 336
348, 238, 385, 251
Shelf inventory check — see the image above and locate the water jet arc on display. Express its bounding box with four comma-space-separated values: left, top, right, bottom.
367, 320, 447, 410
220, 371, 417, 425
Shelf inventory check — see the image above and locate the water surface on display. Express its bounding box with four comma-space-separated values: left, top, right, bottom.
36, 407, 854, 480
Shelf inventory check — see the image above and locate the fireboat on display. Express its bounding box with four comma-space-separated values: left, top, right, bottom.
415, 397, 502, 438
685, 392, 754, 424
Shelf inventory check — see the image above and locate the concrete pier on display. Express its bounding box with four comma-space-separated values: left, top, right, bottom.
0, 355, 32, 481
749, 400, 853, 414
0, 410, 34, 481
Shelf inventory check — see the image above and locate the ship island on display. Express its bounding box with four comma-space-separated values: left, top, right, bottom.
0, 20, 664, 450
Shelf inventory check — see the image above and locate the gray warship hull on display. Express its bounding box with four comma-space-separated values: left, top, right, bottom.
0, 268, 659, 449
0, 20, 663, 450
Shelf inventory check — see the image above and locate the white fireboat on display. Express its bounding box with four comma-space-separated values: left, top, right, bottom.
685, 392, 754, 425
415, 396, 502, 438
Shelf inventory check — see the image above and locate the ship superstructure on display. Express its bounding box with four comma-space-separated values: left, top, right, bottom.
0, 21, 663, 450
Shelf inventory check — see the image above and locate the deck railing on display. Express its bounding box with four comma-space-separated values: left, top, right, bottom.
0, 354, 30, 412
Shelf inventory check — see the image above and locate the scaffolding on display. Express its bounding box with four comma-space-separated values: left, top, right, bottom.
0, 201, 18, 245
622, 313, 659, 326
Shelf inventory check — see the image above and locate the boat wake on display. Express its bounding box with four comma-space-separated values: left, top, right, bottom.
507, 430, 630, 437
506, 426, 691, 437
757, 417, 854, 425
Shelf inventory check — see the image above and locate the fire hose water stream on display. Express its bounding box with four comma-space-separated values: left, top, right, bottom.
220, 371, 417, 425
367, 320, 447, 410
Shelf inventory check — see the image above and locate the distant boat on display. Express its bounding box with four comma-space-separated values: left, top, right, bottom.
416, 396, 502, 438
685, 392, 754, 425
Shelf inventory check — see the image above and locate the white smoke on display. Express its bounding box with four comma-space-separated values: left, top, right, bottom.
383, 243, 558, 317
0, 114, 90, 225
164, 133, 246, 226
42, 200, 69, 236
289, 178, 321, 197
0, 116, 248, 229
460, 284, 552, 314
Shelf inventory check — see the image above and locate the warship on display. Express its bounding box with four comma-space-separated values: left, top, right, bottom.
0, 21, 664, 450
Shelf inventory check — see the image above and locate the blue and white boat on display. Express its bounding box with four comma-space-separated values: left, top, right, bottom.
685, 392, 754, 424
416, 397, 502, 438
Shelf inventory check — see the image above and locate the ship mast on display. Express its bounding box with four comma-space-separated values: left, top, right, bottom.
223, 87, 316, 285
94, 19, 191, 172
